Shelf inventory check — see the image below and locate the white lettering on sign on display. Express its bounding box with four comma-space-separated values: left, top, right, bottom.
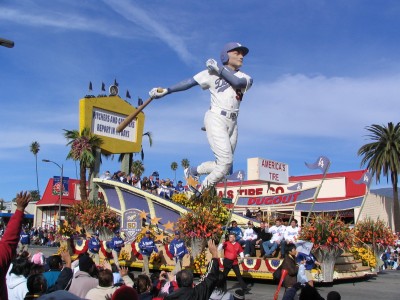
92, 108, 137, 142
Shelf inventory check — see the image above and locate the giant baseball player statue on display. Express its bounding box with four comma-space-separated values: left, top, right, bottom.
150, 42, 253, 195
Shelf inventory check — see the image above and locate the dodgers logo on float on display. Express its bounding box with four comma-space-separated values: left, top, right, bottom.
121, 209, 142, 243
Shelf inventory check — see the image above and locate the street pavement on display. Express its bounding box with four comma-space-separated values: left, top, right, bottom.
32, 245, 400, 299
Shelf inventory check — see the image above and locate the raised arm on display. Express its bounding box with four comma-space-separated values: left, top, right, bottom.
149, 78, 198, 99
206, 59, 251, 89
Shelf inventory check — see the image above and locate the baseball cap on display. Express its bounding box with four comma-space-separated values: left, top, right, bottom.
145, 230, 151, 234
114, 230, 120, 234
222, 42, 249, 56
175, 230, 180, 235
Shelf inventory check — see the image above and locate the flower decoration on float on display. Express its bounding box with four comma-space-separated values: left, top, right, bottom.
298, 213, 352, 251
354, 217, 396, 249
172, 188, 229, 239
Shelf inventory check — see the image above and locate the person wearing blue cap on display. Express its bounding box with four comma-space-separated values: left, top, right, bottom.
88, 232, 100, 266
110, 230, 124, 269
169, 231, 188, 275
149, 42, 252, 197
139, 230, 158, 276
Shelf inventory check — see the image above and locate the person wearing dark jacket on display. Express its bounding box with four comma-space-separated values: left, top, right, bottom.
252, 221, 272, 257
281, 243, 301, 289
0, 191, 31, 300
164, 240, 220, 300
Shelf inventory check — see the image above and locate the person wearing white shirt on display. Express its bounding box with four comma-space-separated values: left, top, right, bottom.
281, 219, 300, 259
243, 221, 258, 257
262, 219, 286, 258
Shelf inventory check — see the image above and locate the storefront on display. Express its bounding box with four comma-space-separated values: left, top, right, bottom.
216, 167, 394, 228
34, 177, 81, 227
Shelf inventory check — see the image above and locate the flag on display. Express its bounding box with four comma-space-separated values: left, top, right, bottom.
138, 97, 143, 106
305, 156, 330, 173
88, 81, 93, 91
287, 182, 303, 191
226, 170, 245, 181
295, 240, 314, 255
126, 90, 131, 99
114, 78, 118, 86
353, 171, 372, 186
101, 82, 106, 91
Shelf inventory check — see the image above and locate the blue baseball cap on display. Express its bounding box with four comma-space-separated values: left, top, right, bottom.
146, 230, 151, 234
220, 42, 249, 64
175, 230, 180, 235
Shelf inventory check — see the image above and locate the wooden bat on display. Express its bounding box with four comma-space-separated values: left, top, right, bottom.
116, 88, 163, 133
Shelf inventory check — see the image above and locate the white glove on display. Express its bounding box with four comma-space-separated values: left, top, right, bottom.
149, 87, 168, 99
206, 58, 222, 74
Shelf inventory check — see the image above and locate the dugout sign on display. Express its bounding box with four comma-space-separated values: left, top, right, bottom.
79, 96, 145, 154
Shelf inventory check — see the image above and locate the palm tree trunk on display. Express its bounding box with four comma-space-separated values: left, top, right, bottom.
80, 162, 88, 200
35, 154, 40, 196
392, 173, 400, 232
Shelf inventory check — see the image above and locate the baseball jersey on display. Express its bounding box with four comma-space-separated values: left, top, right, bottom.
268, 225, 286, 243
284, 226, 300, 243
193, 69, 252, 112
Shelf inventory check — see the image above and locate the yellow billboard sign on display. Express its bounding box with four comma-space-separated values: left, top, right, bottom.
79, 96, 145, 154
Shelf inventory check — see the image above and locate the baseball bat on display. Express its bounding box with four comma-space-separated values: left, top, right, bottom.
0, 38, 14, 48
273, 269, 288, 300
116, 88, 163, 133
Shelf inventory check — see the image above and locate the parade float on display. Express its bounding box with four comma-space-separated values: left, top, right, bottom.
57, 176, 374, 282
49, 93, 378, 282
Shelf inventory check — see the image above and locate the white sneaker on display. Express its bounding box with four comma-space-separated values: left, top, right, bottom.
245, 254, 250, 257
184, 167, 199, 182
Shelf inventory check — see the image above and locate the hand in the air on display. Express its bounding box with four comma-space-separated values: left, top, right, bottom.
206, 58, 222, 74
16, 191, 32, 212
149, 87, 168, 99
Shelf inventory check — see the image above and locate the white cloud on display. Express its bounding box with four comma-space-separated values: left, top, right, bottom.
0, 6, 138, 39
240, 73, 400, 139
103, 0, 194, 64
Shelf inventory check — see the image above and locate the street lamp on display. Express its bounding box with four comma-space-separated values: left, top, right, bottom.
0, 38, 14, 48
42, 159, 63, 225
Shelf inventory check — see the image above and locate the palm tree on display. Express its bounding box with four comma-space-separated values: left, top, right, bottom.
181, 158, 190, 170
171, 162, 178, 183
358, 122, 400, 231
141, 131, 153, 160
64, 128, 103, 201
30, 141, 40, 196
131, 160, 145, 178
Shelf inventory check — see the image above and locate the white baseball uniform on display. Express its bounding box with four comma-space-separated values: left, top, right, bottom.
193, 68, 252, 190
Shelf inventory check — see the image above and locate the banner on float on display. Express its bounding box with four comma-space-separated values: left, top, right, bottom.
296, 240, 314, 255
236, 186, 318, 207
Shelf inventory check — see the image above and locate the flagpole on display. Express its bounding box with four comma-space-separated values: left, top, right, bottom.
306, 161, 331, 223
219, 179, 243, 244
355, 180, 372, 225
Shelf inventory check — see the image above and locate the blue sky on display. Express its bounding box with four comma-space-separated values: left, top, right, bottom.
1, 0, 399, 200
